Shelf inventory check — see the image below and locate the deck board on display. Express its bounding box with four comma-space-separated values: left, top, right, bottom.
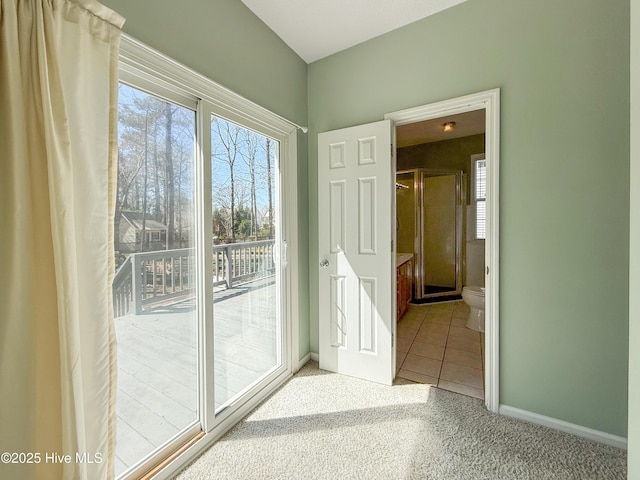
114, 279, 277, 476
115, 414, 155, 468
116, 329, 196, 388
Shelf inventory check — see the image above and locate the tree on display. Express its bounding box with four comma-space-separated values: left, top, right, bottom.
212, 207, 229, 240
265, 138, 274, 239
234, 205, 253, 239
117, 89, 165, 251
210, 117, 278, 244
242, 130, 260, 239
116, 83, 196, 259
139, 112, 150, 251
114, 148, 144, 253
212, 118, 241, 241
165, 103, 175, 248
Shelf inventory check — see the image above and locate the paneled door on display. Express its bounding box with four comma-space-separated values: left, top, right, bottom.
317, 120, 395, 385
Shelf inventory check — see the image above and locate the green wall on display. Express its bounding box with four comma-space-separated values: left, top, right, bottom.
102, 0, 307, 126
308, 0, 629, 436
629, 0, 639, 472
101, 0, 311, 359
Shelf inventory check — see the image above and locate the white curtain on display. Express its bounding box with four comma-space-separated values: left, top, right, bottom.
0, 1, 124, 479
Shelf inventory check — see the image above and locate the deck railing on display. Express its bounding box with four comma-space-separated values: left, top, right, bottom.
213, 239, 276, 288
113, 240, 276, 317
112, 258, 133, 317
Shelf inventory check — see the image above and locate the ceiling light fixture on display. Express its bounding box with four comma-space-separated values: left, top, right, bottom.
443, 121, 456, 132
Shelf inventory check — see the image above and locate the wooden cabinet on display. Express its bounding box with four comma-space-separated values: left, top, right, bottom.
396, 254, 413, 321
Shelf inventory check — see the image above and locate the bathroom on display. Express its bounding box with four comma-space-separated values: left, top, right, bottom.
395, 109, 487, 399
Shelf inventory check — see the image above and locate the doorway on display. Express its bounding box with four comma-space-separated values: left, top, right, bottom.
385, 89, 500, 412
316, 89, 499, 412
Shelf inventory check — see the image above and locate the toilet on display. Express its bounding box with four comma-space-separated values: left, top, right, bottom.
461, 286, 485, 332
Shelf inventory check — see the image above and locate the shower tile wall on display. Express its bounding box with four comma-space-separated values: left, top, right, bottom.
396, 301, 484, 399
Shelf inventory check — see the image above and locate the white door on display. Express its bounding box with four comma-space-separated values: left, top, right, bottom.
318, 120, 395, 385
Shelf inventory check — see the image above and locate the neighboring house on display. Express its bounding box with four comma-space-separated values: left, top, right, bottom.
118, 211, 168, 253
259, 208, 273, 231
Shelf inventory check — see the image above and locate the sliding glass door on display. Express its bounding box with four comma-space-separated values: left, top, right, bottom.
113, 83, 200, 477
113, 54, 292, 477
210, 116, 282, 410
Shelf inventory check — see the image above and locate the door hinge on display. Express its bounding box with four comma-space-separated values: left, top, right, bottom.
392, 332, 395, 347
391, 239, 394, 252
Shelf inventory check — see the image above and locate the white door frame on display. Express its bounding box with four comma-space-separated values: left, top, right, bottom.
385, 89, 500, 412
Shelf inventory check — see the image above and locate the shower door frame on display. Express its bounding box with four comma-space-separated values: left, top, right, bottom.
397, 168, 464, 301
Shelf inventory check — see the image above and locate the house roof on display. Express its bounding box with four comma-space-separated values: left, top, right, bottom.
121, 211, 167, 231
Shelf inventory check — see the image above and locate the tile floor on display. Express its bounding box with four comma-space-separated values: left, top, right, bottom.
396, 300, 485, 399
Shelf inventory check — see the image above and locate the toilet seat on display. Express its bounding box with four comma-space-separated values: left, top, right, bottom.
463, 286, 484, 296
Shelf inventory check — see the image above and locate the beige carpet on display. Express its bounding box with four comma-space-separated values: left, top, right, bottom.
176, 361, 626, 479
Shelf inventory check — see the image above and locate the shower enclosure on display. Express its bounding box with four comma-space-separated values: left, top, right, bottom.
396, 169, 464, 301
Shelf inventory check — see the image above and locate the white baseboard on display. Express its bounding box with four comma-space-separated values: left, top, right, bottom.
295, 353, 311, 372
499, 405, 627, 450
295, 352, 319, 371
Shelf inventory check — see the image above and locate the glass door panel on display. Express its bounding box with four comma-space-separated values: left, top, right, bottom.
113, 84, 198, 476
421, 171, 462, 297
423, 174, 457, 291
210, 116, 281, 410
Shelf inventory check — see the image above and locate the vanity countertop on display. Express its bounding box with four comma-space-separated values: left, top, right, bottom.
396, 253, 413, 267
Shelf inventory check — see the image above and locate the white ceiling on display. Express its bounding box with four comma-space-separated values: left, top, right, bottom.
240, 0, 468, 63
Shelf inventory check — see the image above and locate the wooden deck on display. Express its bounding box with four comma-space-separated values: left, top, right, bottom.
114, 278, 277, 475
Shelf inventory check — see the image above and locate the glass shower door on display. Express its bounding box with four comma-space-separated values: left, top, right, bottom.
395, 169, 463, 301
420, 170, 462, 298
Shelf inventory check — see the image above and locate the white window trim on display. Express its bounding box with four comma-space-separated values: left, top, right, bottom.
118, 34, 302, 480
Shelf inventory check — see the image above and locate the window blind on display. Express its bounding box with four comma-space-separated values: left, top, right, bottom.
475, 159, 486, 239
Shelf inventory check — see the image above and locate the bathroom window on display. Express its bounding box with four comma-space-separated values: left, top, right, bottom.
473, 155, 486, 240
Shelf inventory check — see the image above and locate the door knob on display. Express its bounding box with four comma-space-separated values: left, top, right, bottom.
320, 259, 329, 268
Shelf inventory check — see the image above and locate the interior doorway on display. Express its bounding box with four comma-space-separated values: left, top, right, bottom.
393, 111, 486, 399
385, 89, 500, 412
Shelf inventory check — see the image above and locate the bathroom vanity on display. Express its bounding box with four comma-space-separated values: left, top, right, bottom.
396, 253, 413, 321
